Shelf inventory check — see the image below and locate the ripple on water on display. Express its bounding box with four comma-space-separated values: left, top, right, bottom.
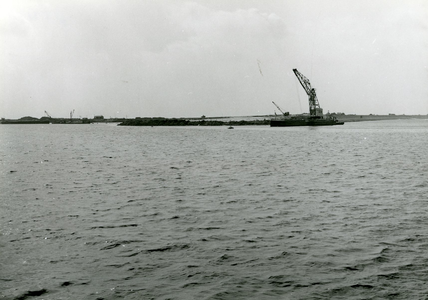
1, 121, 428, 299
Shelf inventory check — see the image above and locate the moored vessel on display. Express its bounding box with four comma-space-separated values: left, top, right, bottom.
270, 68, 344, 127
270, 115, 344, 127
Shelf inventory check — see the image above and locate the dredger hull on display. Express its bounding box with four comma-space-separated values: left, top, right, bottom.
270, 119, 344, 127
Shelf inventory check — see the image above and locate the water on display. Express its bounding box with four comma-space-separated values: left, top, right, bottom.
1, 119, 428, 300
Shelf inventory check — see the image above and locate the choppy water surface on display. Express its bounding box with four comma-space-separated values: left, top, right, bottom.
1, 120, 428, 299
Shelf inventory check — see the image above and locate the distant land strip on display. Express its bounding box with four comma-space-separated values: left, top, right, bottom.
1, 114, 427, 125
118, 114, 428, 126
118, 118, 270, 126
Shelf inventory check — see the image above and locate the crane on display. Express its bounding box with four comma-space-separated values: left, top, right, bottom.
293, 69, 323, 118
272, 101, 289, 116
44, 111, 52, 118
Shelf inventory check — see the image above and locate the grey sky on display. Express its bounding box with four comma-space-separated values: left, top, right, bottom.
1, 0, 427, 119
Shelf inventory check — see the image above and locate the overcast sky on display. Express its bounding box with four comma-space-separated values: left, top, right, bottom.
1, 0, 427, 118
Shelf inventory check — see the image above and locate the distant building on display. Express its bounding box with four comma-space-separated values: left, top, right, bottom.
94, 115, 104, 119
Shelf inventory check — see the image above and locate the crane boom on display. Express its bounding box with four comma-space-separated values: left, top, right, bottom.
272, 101, 289, 116
292, 69, 323, 118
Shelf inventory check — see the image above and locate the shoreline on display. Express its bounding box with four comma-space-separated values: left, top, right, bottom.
334, 114, 428, 122
1, 114, 426, 126
117, 114, 427, 126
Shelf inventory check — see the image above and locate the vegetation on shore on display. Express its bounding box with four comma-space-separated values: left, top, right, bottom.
2, 114, 427, 125
117, 118, 270, 126
117, 114, 428, 126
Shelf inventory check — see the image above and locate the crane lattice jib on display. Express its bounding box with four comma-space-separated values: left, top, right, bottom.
292, 69, 322, 117
272, 101, 285, 115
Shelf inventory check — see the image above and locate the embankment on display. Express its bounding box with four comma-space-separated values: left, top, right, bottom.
118, 118, 270, 126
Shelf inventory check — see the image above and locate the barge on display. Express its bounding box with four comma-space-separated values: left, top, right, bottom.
270, 116, 344, 127
271, 68, 344, 127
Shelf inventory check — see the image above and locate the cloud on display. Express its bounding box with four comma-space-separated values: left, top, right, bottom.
1, 1, 289, 117
0, 12, 31, 37
140, 4, 288, 116
1, 0, 427, 118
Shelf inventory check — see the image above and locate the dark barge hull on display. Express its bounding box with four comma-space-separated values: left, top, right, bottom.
270, 119, 344, 127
